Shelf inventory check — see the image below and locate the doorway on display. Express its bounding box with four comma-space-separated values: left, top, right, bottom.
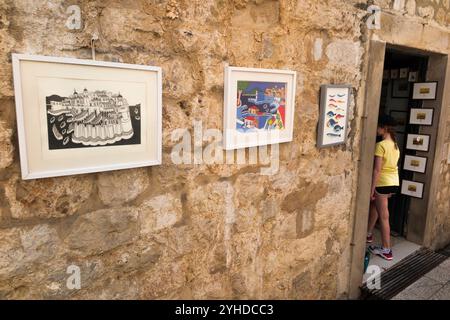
350, 41, 449, 295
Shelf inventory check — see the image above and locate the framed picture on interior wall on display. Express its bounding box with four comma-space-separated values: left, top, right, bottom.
391, 79, 410, 98
406, 133, 430, 152
412, 82, 438, 100
389, 110, 408, 133
223, 66, 297, 150
317, 84, 352, 148
403, 155, 428, 174
401, 180, 424, 199
391, 69, 399, 79
12, 54, 162, 180
399, 68, 409, 79
409, 108, 434, 126
408, 71, 418, 82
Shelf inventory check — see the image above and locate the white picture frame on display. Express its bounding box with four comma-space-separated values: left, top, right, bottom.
399, 68, 409, 79
390, 69, 399, 79
223, 66, 297, 150
12, 54, 162, 179
412, 82, 438, 100
317, 84, 352, 148
401, 180, 424, 199
409, 108, 434, 126
406, 134, 430, 152
408, 71, 418, 82
403, 155, 427, 174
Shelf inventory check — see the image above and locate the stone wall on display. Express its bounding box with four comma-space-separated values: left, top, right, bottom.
0, 0, 449, 299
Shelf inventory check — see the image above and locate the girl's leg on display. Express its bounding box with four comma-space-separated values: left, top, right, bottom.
367, 200, 379, 235
375, 192, 391, 249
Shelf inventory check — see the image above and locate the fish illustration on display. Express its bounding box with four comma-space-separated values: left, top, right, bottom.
58, 115, 64, 121
329, 99, 337, 103
334, 125, 344, 133
335, 114, 345, 120
52, 124, 63, 141
61, 129, 66, 135
336, 107, 345, 112
327, 111, 336, 118
327, 119, 338, 128
337, 94, 346, 98
329, 104, 338, 108
327, 133, 341, 137
336, 100, 346, 103
50, 116, 56, 124
60, 121, 66, 129
63, 136, 70, 146
329, 95, 336, 98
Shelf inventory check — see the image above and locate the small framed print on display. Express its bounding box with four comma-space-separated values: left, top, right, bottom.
317, 84, 351, 148
390, 110, 408, 133
223, 66, 297, 150
412, 82, 438, 100
406, 134, 430, 152
401, 180, 424, 199
408, 71, 418, 82
409, 108, 434, 126
391, 69, 399, 79
392, 79, 410, 98
403, 155, 427, 173
399, 68, 409, 79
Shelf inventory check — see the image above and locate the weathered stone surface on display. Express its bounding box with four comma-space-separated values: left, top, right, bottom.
65, 208, 139, 256
4, 174, 94, 219
139, 194, 183, 235
0, 121, 13, 169
97, 168, 149, 206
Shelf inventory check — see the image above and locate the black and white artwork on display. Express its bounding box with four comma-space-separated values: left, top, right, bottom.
46, 88, 141, 149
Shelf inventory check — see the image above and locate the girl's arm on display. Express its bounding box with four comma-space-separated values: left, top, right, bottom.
371, 156, 383, 199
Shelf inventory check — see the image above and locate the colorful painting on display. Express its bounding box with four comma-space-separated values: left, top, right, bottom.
317, 85, 351, 148
223, 66, 296, 150
236, 81, 286, 133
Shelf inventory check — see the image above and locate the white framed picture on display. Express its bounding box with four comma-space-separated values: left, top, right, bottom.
12, 54, 162, 179
406, 134, 430, 152
401, 180, 424, 199
390, 69, 399, 79
223, 66, 297, 150
403, 155, 427, 173
317, 85, 351, 148
399, 68, 409, 79
408, 71, 418, 82
412, 82, 438, 100
409, 108, 434, 126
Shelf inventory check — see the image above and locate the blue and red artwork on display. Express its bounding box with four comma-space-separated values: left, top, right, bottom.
236, 81, 286, 133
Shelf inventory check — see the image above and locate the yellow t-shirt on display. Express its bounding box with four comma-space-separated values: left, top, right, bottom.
374, 139, 400, 187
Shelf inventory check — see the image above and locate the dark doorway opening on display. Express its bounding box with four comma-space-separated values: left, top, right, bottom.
379, 49, 429, 237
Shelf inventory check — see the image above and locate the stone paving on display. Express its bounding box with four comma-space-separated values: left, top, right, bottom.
392, 258, 450, 300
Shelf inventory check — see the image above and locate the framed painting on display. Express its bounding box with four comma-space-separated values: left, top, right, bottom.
389, 110, 408, 133
391, 69, 399, 79
409, 108, 434, 126
392, 79, 410, 98
223, 66, 296, 150
12, 54, 162, 179
399, 68, 408, 79
317, 84, 351, 148
412, 82, 438, 100
406, 134, 430, 152
403, 155, 427, 174
408, 71, 418, 82
401, 180, 424, 199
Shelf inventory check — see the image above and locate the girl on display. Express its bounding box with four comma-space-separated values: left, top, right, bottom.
367, 114, 400, 261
